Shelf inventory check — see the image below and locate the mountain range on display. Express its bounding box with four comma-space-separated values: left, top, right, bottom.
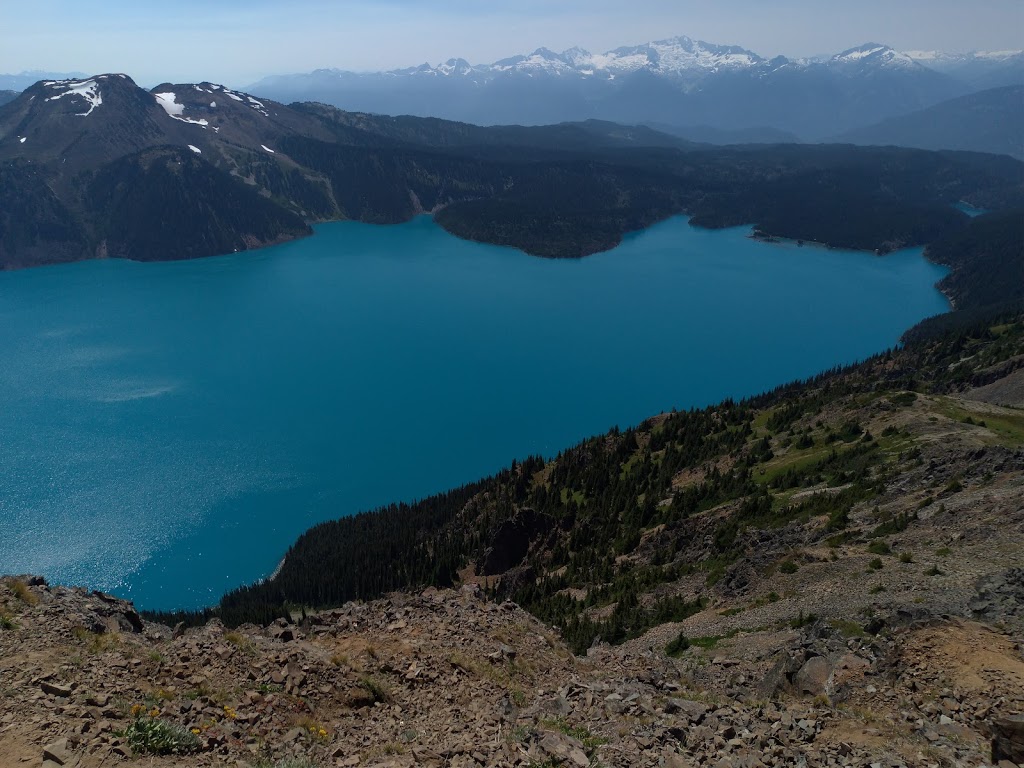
3, 72, 1022, 275
246, 37, 1023, 138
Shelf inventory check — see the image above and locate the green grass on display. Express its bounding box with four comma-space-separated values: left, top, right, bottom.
932, 397, 1024, 446
687, 628, 743, 649
830, 619, 865, 638
753, 446, 831, 486
253, 759, 321, 768
540, 717, 607, 753
559, 488, 587, 506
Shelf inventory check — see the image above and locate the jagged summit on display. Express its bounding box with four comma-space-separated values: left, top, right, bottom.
402, 35, 769, 79
245, 34, 982, 135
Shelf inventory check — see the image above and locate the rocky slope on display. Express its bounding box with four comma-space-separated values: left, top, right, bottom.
1, 575, 1022, 768
3, 319, 1024, 768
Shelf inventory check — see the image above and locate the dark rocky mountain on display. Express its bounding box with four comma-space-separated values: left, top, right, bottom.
247, 38, 975, 139
837, 85, 1024, 159
1, 72, 1022, 270
0, 91, 17, 107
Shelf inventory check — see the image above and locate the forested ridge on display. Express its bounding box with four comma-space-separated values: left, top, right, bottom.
2, 73, 1023, 286
147, 312, 1024, 654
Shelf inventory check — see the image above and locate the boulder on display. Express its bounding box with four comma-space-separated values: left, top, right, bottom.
793, 656, 832, 697
992, 715, 1024, 764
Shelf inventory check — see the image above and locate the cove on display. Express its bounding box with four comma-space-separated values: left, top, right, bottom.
0, 216, 949, 610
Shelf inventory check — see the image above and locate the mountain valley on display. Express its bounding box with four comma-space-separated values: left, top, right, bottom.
1, 73, 1021, 273
2, 13, 1024, 768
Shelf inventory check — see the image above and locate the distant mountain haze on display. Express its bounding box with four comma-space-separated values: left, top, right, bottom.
245, 37, 1024, 139
0, 70, 87, 91
836, 86, 1024, 160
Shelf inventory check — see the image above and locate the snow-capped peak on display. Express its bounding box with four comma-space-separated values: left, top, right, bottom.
904, 48, 1023, 63
436, 58, 473, 76
832, 43, 917, 69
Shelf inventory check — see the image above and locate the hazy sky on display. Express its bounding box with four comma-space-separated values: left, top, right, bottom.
2, 0, 1022, 86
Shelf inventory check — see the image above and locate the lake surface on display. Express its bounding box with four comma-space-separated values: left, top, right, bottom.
0, 216, 949, 610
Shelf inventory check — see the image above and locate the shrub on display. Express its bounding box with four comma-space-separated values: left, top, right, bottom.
10, 581, 37, 606
779, 560, 799, 574
867, 541, 891, 556
665, 632, 690, 657
357, 675, 392, 704
790, 610, 818, 629
122, 716, 200, 755
254, 759, 321, 768
899, 552, 914, 564
868, 558, 883, 571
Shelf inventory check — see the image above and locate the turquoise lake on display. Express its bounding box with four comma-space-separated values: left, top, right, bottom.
0, 216, 950, 610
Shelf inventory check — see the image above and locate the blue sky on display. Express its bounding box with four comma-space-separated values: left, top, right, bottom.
2, 0, 1022, 86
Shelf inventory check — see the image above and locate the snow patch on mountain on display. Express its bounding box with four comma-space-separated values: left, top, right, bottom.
154, 92, 209, 127
43, 78, 103, 117
154, 92, 184, 116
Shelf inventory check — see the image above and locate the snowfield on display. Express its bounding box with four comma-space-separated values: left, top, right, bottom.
154, 92, 210, 127
44, 79, 103, 117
